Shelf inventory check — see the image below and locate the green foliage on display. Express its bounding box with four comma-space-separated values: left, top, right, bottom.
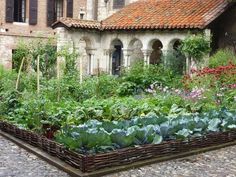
53, 74, 118, 101
2, 91, 78, 132
94, 74, 118, 98
12, 39, 57, 78
12, 40, 31, 72
180, 34, 211, 62
31, 39, 57, 78
209, 49, 236, 68
164, 50, 186, 75
0, 90, 21, 116
57, 46, 79, 76
121, 62, 182, 92
0, 66, 17, 93
55, 109, 236, 154
116, 81, 137, 96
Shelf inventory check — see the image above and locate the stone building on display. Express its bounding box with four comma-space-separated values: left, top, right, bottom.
0, 0, 141, 69
1, 0, 236, 72
53, 0, 236, 75
86, 0, 139, 21
0, 0, 86, 69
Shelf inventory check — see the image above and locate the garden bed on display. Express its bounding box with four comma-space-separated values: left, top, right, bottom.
1, 120, 236, 173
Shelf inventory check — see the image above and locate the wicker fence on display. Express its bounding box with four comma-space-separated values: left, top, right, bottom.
1, 120, 236, 172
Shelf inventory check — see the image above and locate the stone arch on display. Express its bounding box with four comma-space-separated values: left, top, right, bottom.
128, 38, 144, 66
167, 38, 186, 74
77, 36, 93, 75
148, 39, 163, 65
110, 38, 123, 75
168, 38, 182, 51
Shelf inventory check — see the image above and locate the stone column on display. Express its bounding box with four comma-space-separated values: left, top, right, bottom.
104, 49, 110, 73
203, 28, 211, 67
90, 54, 95, 75
87, 48, 96, 75
109, 48, 116, 74
161, 44, 169, 67
185, 56, 191, 75
104, 48, 115, 74
142, 49, 152, 66
122, 49, 132, 69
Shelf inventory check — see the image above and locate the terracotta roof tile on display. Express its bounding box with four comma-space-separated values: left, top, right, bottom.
52, 0, 232, 30
102, 0, 231, 30
52, 18, 101, 29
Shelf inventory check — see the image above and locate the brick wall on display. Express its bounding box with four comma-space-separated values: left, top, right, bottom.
0, 0, 86, 68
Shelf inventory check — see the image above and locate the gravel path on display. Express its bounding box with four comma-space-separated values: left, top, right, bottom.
106, 145, 236, 177
0, 135, 69, 177
1, 134, 236, 177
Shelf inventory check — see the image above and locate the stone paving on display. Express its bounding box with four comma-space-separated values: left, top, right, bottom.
1, 134, 236, 177
0, 135, 69, 177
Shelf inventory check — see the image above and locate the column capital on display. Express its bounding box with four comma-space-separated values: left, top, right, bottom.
141, 49, 152, 66
104, 48, 116, 55
141, 49, 153, 56
86, 48, 97, 55
122, 48, 133, 56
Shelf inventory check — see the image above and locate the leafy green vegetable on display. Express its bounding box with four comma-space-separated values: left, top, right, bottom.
55, 109, 236, 154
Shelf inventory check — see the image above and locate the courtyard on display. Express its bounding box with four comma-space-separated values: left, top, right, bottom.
0, 0, 236, 176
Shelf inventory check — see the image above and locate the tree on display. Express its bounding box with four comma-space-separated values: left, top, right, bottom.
180, 34, 211, 73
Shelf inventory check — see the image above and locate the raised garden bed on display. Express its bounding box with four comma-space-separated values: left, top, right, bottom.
1, 120, 236, 173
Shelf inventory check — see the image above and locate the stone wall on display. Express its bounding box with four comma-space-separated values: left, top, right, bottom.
56, 27, 189, 75
87, 0, 139, 21
210, 4, 236, 53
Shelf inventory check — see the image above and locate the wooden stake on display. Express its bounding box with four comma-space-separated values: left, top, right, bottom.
57, 57, 60, 101
16, 57, 25, 90
80, 56, 83, 84
37, 55, 40, 95
97, 58, 100, 77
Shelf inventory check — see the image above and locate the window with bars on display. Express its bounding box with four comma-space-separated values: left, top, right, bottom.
47, 0, 73, 26
6, 0, 38, 25
14, 0, 26, 22
113, 0, 125, 9
55, 0, 63, 20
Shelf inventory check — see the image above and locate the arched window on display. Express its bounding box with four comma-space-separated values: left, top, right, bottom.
113, 0, 125, 9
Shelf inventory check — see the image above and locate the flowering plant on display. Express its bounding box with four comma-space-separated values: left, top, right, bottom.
182, 62, 236, 109
184, 62, 236, 90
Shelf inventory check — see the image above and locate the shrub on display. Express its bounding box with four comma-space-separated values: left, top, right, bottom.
57, 46, 79, 76
116, 81, 137, 96
164, 50, 186, 75
209, 49, 236, 68
94, 74, 118, 98
30, 39, 57, 78
180, 34, 211, 62
12, 39, 57, 78
12, 41, 31, 72
121, 62, 183, 92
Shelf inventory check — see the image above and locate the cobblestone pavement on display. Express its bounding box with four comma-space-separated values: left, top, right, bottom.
1, 133, 236, 177
106, 145, 236, 177
0, 135, 69, 177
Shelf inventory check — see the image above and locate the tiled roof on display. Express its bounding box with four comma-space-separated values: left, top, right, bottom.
102, 0, 231, 30
52, 18, 101, 29
52, 0, 232, 30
